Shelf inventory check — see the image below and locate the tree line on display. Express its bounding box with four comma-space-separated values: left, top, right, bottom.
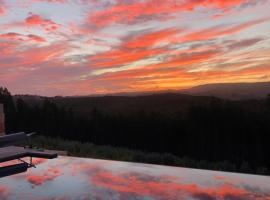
1, 87, 270, 175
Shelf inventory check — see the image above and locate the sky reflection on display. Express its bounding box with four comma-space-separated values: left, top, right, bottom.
1, 156, 270, 200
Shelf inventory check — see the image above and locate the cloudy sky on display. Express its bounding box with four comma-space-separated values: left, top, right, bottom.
0, 0, 269, 96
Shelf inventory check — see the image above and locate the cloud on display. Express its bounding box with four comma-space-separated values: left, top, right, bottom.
0, 0, 269, 96
177, 17, 270, 43
0, 6, 5, 15
88, 28, 181, 69
88, 0, 259, 26
0, 42, 68, 73
25, 13, 61, 31
77, 162, 270, 199
0, 32, 25, 42
26, 167, 63, 187
84, 60, 270, 94
227, 38, 263, 49
90, 48, 166, 69
0, 0, 6, 16
0, 185, 9, 200
27, 34, 47, 42
32, 158, 48, 165
0, 32, 47, 43
29, 0, 68, 4
123, 28, 180, 49
88, 16, 268, 72
75, 166, 270, 200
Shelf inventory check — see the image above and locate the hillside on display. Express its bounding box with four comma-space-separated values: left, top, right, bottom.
14, 86, 267, 118
13, 81, 270, 116
3, 87, 270, 174
185, 82, 270, 100
50, 93, 219, 117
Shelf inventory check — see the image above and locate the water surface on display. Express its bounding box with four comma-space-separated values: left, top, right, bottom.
1, 156, 270, 200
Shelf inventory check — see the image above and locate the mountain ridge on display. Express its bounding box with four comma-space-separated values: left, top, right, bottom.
184, 81, 270, 100
14, 81, 270, 100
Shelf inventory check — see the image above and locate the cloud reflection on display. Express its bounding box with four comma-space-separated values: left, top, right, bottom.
1, 157, 270, 200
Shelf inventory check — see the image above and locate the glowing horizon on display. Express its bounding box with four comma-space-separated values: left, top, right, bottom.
0, 0, 270, 96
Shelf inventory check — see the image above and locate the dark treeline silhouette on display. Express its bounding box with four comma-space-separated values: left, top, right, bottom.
1, 87, 270, 175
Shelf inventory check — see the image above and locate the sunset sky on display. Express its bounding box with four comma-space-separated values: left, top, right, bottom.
0, 0, 269, 96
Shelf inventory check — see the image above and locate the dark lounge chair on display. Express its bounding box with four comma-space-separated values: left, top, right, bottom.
0, 132, 57, 178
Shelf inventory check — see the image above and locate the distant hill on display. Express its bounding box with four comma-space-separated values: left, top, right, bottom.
185, 82, 270, 100
14, 82, 270, 104
51, 93, 216, 117
14, 94, 44, 104
14, 93, 227, 118
13, 81, 270, 116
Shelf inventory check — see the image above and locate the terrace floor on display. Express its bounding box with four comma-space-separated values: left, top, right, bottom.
1, 156, 270, 200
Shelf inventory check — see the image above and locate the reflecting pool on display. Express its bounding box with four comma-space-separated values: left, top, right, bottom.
1, 156, 270, 200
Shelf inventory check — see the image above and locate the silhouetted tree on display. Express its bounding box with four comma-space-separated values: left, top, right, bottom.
1, 86, 270, 174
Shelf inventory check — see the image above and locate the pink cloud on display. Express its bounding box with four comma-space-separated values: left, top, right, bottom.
175, 17, 270, 43
87, 16, 268, 72
92, 171, 270, 199
0, 32, 25, 42
0, 6, 5, 15
26, 167, 63, 187
28, 0, 68, 4
89, 0, 257, 26
88, 28, 181, 69
32, 158, 48, 165
0, 0, 6, 16
0, 42, 68, 72
0, 185, 9, 200
124, 28, 180, 49
70, 163, 270, 200
90, 48, 166, 69
27, 34, 47, 42
25, 13, 61, 31
0, 32, 47, 43
0, 0, 269, 96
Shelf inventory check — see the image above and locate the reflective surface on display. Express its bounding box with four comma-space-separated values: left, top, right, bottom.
1, 156, 270, 200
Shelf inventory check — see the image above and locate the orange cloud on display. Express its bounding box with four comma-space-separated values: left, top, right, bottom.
88, 16, 267, 72
124, 28, 180, 49
147, 49, 221, 69
90, 170, 270, 200
0, 42, 68, 70
18, 43, 67, 65
89, 59, 270, 93
27, 175, 46, 186
32, 158, 47, 165
88, 28, 182, 69
90, 48, 166, 68
0, 0, 269, 96
26, 167, 62, 187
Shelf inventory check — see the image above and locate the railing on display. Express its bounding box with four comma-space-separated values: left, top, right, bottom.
0, 104, 5, 136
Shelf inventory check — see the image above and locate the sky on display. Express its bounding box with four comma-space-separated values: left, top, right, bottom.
0, 0, 270, 96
